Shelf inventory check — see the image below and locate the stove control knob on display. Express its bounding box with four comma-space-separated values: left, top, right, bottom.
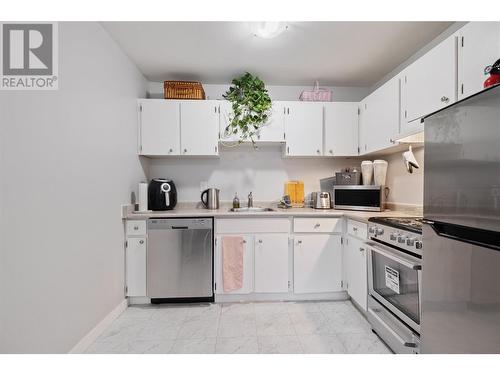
376, 228, 384, 236
390, 233, 398, 241
406, 237, 416, 246
368, 227, 375, 234
415, 241, 423, 250
397, 235, 407, 244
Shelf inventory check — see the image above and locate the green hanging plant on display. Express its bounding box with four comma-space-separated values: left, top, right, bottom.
222, 72, 272, 145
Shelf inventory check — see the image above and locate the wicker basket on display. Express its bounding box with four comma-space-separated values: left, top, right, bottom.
299, 81, 332, 102
164, 81, 206, 100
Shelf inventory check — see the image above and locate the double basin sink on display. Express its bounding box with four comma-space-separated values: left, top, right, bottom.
228, 207, 275, 213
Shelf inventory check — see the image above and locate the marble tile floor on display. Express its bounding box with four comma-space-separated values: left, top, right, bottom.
85, 300, 391, 354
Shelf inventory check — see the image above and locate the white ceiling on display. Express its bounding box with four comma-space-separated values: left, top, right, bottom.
102, 21, 453, 87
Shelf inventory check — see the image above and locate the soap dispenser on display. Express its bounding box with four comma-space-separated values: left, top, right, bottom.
232, 193, 240, 209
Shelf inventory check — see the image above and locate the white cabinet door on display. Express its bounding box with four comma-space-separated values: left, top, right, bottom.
215, 235, 254, 294
254, 234, 289, 293
126, 237, 147, 297
359, 76, 400, 154
219, 101, 284, 143
283, 102, 323, 156
324, 102, 359, 156
458, 22, 500, 100
256, 102, 285, 142
345, 236, 367, 310
401, 34, 457, 124
139, 100, 180, 155
293, 234, 342, 294
180, 100, 219, 156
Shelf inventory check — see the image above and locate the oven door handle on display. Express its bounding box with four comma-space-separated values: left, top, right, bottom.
366, 242, 422, 270
368, 307, 418, 348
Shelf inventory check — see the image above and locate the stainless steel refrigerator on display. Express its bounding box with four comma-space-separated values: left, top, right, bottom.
422, 85, 500, 353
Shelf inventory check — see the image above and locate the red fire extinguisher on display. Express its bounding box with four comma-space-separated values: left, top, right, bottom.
484, 58, 500, 88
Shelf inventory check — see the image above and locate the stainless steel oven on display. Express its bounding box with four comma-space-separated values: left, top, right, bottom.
366, 217, 423, 354
367, 240, 422, 333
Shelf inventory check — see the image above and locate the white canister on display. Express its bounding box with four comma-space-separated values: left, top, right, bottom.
373, 160, 388, 186
138, 182, 149, 212
361, 161, 374, 185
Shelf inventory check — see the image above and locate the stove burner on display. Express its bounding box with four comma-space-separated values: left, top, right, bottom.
369, 217, 423, 234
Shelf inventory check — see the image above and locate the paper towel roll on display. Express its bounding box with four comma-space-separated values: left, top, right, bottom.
138, 182, 148, 212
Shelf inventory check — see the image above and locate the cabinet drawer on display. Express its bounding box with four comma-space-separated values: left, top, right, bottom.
347, 219, 368, 239
126, 220, 147, 236
293, 218, 342, 233
216, 218, 290, 234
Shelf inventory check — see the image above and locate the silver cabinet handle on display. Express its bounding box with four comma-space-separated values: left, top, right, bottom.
441, 96, 449, 103
314, 223, 321, 228
242, 240, 247, 244
359, 247, 365, 252
139, 240, 144, 245
297, 240, 302, 244
353, 227, 358, 231
287, 146, 290, 154
184, 148, 187, 153
134, 226, 139, 230
258, 239, 263, 244
316, 149, 321, 154
329, 150, 333, 154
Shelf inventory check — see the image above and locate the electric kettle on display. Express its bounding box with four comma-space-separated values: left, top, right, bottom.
148, 178, 177, 211
201, 188, 220, 210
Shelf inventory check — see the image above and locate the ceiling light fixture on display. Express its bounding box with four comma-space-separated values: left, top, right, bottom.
254, 22, 288, 39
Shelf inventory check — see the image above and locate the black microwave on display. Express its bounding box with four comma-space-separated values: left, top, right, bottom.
333, 185, 386, 212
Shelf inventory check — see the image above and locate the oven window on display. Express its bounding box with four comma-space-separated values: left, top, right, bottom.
334, 189, 380, 207
371, 251, 420, 324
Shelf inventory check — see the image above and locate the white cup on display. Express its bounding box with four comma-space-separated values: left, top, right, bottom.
373, 160, 388, 186
361, 161, 373, 185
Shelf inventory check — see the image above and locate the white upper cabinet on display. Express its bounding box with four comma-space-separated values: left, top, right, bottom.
401, 34, 457, 124
458, 22, 500, 100
219, 100, 284, 143
180, 100, 220, 156
359, 76, 400, 154
324, 102, 359, 156
139, 99, 180, 156
283, 101, 324, 156
255, 102, 285, 142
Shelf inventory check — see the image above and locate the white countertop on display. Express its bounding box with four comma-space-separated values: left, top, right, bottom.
126, 202, 419, 223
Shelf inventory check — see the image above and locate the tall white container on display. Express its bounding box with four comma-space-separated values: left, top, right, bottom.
373, 160, 388, 186
138, 182, 148, 212
361, 161, 373, 185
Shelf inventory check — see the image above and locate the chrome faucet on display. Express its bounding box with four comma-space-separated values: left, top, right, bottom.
247, 192, 253, 208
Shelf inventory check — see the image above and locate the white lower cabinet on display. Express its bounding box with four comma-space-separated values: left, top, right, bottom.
215, 234, 254, 294
254, 234, 290, 293
293, 234, 343, 294
344, 235, 368, 311
125, 237, 147, 297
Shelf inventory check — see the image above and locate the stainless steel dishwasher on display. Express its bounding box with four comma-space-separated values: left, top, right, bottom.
147, 218, 214, 303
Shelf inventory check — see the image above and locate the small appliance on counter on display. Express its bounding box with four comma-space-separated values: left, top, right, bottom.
335, 167, 361, 185
148, 178, 177, 211
201, 188, 220, 210
312, 191, 332, 209
333, 185, 385, 212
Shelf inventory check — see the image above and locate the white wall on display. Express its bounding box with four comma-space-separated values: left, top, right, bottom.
147, 82, 370, 102
0, 22, 147, 353
384, 146, 424, 207
149, 144, 361, 203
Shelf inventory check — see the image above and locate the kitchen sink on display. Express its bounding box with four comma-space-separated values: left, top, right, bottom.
228, 207, 275, 213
